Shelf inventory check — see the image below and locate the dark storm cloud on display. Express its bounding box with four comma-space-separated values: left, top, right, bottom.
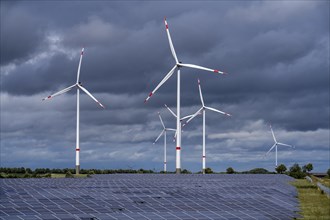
1, 1, 329, 172
2, 53, 77, 95
0, 2, 46, 65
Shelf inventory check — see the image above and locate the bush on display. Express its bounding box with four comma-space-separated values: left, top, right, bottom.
275, 164, 287, 174
181, 169, 192, 174
7, 174, 18, 178
226, 167, 235, 174
288, 163, 306, 179
205, 167, 213, 174
65, 171, 74, 178
23, 173, 31, 178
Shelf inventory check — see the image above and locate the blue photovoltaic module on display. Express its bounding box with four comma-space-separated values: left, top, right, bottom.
0, 174, 300, 219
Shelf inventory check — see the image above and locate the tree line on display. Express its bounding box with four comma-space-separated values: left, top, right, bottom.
1, 164, 329, 179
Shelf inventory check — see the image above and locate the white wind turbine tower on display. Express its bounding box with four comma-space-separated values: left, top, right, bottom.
153, 113, 176, 172
42, 48, 105, 174
144, 18, 226, 174
265, 124, 293, 168
183, 79, 231, 174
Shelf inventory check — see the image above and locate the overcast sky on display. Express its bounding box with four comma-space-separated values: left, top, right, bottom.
1, 1, 329, 172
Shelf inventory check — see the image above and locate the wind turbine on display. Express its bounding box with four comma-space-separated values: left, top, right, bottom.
265, 124, 293, 168
153, 113, 176, 173
42, 48, 105, 174
183, 79, 231, 174
144, 18, 226, 174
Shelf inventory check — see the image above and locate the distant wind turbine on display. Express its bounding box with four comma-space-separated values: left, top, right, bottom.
42, 48, 105, 174
183, 79, 231, 174
153, 113, 176, 173
265, 124, 293, 168
164, 104, 195, 142
144, 18, 226, 174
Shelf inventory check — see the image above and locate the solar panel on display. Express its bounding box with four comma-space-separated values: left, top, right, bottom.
0, 174, 300, 219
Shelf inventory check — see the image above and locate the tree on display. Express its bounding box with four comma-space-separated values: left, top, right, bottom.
305, 163, 313, 173
205, 167, 213, 174
181, 169, 191, 174
327, 168, 330, 178
226, 167, 235, 174
276, 164, 287, 174
288, 163, 306, 179
25, 168, 33, 174
248, 168, 270, 174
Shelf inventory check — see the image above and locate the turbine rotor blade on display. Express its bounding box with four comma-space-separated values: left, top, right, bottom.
265, 143, 276, 156
77, 84, 105, 108
164, 104, 177, 118
198, 79, 205, 106
164, 18, 178, 63
144, 65, 177, 103
181, 114, 195, 121
166, 128, 176, 132
277, 142, 293, 148
42, 84, 77, 101
183, 107, 203, 126
204, 106, 231, 117
173, 130, 177, 142
158, 112, 165, 129
270, 124, 277, 142
76, 48, 84, 83
154, 130, 165, 144
180, 63, 226, 74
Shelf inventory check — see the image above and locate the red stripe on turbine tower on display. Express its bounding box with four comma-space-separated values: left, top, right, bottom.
176, 147, 181, 150
76, 149, 80, 151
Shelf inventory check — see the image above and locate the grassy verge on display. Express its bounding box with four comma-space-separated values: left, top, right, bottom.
73, 174, 89, 178
311, 175, 330, 188
291, 179, 330, 219
51, 173, 89, 178
51, 174, 66, 178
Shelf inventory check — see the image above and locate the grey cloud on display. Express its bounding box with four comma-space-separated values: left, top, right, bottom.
0, 2, 46, 65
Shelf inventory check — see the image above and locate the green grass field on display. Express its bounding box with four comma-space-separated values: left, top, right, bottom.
292, 179, 330, 219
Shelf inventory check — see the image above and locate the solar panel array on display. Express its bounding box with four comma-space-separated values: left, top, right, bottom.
0, 174, 300, 220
